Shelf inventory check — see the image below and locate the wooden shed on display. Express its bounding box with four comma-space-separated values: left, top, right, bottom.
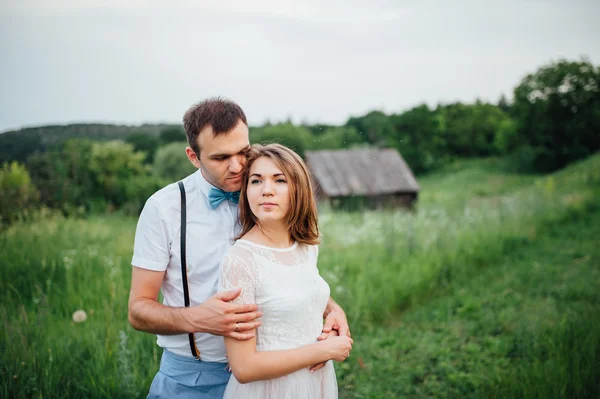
304, 148, 420, 209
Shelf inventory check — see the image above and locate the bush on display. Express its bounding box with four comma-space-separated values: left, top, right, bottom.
120, 175, 168, 215
160, 126, 186, 145
26, 140, 95, 211
126, 133, 159, 164
89, 140, 151, 207
153, 142, 197, 181
26, 139, 152, 213
250, 123, 314, 155
311, 126, 365, 150
0, 162, 39, 224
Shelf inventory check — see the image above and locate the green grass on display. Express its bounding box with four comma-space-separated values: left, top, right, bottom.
1, 154, 599, 398
320, 153, 600, 325
337, 205, 600, 398
0, 214, 158, 399
417, 157, 539, 208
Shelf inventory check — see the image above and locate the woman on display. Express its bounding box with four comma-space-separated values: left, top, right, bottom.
217, 143, 352, 398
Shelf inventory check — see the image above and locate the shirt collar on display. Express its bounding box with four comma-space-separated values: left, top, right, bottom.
195, 168, 218, 199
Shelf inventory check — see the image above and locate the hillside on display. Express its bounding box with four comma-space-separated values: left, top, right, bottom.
0, 123, 176, 164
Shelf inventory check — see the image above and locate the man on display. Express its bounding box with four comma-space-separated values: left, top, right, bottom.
128, 97, 349, 398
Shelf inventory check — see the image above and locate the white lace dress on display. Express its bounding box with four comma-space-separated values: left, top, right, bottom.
217, 240, 337, 399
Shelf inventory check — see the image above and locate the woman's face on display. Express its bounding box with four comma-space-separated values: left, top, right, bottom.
246, 156, 291, 225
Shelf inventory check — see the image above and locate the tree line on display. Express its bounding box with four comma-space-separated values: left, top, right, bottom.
1, 57, 599, 225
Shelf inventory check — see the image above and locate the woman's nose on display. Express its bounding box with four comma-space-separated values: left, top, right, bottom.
262, 181, 274, 195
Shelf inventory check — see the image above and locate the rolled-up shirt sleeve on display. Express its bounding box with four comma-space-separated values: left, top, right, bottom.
132, 197, 171, 271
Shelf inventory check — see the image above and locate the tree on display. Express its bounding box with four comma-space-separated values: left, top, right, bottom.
160, 126, 186, 145
311, 126, 365, 150
511, 57, 600, 172
250, 123, 314, 156
26, 139, 96, 210
27, 139, 159, 214
497, 94, 511, 113
388, 105, 446, 173
439, 101, 511, 157
304, 123, 336, 136
89, 141, 147, 190
346, 111, 392, 145
126, 133, 159, 163
153, 142, 197, 181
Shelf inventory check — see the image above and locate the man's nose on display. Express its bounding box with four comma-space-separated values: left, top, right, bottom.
229, 155, 243, 174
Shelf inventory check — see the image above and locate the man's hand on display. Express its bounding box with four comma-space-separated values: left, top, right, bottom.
186, 289, 262, 340
318, 310, 351, 340
129, 268, 261, 337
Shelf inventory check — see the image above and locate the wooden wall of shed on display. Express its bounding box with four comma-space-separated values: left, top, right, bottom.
368, 193, 417, 209
318, 192, 418, 211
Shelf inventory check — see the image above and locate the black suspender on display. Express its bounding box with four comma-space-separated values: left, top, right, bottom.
177, 181, 201, 360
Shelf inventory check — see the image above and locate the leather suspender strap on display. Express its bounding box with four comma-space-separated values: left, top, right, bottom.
178, 181, 201, 360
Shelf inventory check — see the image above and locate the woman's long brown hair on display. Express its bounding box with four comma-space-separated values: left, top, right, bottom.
236, 144, 320, 245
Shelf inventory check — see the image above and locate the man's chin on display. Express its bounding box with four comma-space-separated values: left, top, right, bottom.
223, 182, 242, 193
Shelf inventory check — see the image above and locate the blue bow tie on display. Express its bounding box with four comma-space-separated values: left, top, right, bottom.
208, 187, 240, 209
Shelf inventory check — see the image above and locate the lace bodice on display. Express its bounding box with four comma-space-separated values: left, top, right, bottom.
217, 240, 331, 351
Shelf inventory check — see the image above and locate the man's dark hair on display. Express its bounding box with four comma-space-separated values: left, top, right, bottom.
183, 97, 247, 155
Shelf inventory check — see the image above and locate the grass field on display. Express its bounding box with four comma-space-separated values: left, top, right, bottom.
336, 203, 600, 398
1, 154, 599, 398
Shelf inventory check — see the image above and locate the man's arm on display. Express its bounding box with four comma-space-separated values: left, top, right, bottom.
225, 333, 353, 384
321, 296, 350, 337
127, 266, 262, 338
323, 296, 343, 318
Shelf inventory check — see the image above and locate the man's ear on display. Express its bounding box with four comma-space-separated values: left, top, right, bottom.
185, 147, 202, 169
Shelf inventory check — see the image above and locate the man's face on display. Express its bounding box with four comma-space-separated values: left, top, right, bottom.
186, 119, 250, 192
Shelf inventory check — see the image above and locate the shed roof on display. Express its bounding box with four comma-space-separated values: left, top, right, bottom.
304, 148, 420, 197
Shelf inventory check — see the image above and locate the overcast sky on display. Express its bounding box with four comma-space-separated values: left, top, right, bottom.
1, 0, 599, 132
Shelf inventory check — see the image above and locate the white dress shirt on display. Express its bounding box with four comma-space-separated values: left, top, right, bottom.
132, 169, 240, 361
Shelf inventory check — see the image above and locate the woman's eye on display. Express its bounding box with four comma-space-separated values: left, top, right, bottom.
276, 179, 287, 183
250, 179, 261, 184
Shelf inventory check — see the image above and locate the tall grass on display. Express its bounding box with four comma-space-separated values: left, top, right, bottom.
481, 311, 600, 399
320, 154, 600, 326
0, 214, 159, 398
337, 201, 600, 398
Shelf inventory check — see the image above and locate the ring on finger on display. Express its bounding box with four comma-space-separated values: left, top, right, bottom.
235, 322, 240, 332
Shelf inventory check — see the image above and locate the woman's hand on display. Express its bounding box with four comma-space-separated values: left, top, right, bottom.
319, 335, 354, 362
309, 329, 338, 372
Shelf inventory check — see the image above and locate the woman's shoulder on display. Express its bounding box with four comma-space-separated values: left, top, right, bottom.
219, 241, 259, 268
299, 242, 319, 257
227, 240, 256, 256
220, 241, 261, 276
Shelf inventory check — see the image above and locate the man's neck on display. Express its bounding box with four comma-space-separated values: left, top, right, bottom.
200, 168, 218, 189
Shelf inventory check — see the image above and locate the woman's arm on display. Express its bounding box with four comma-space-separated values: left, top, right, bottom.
219, 246, 352, 383
224, 334, 352, 384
